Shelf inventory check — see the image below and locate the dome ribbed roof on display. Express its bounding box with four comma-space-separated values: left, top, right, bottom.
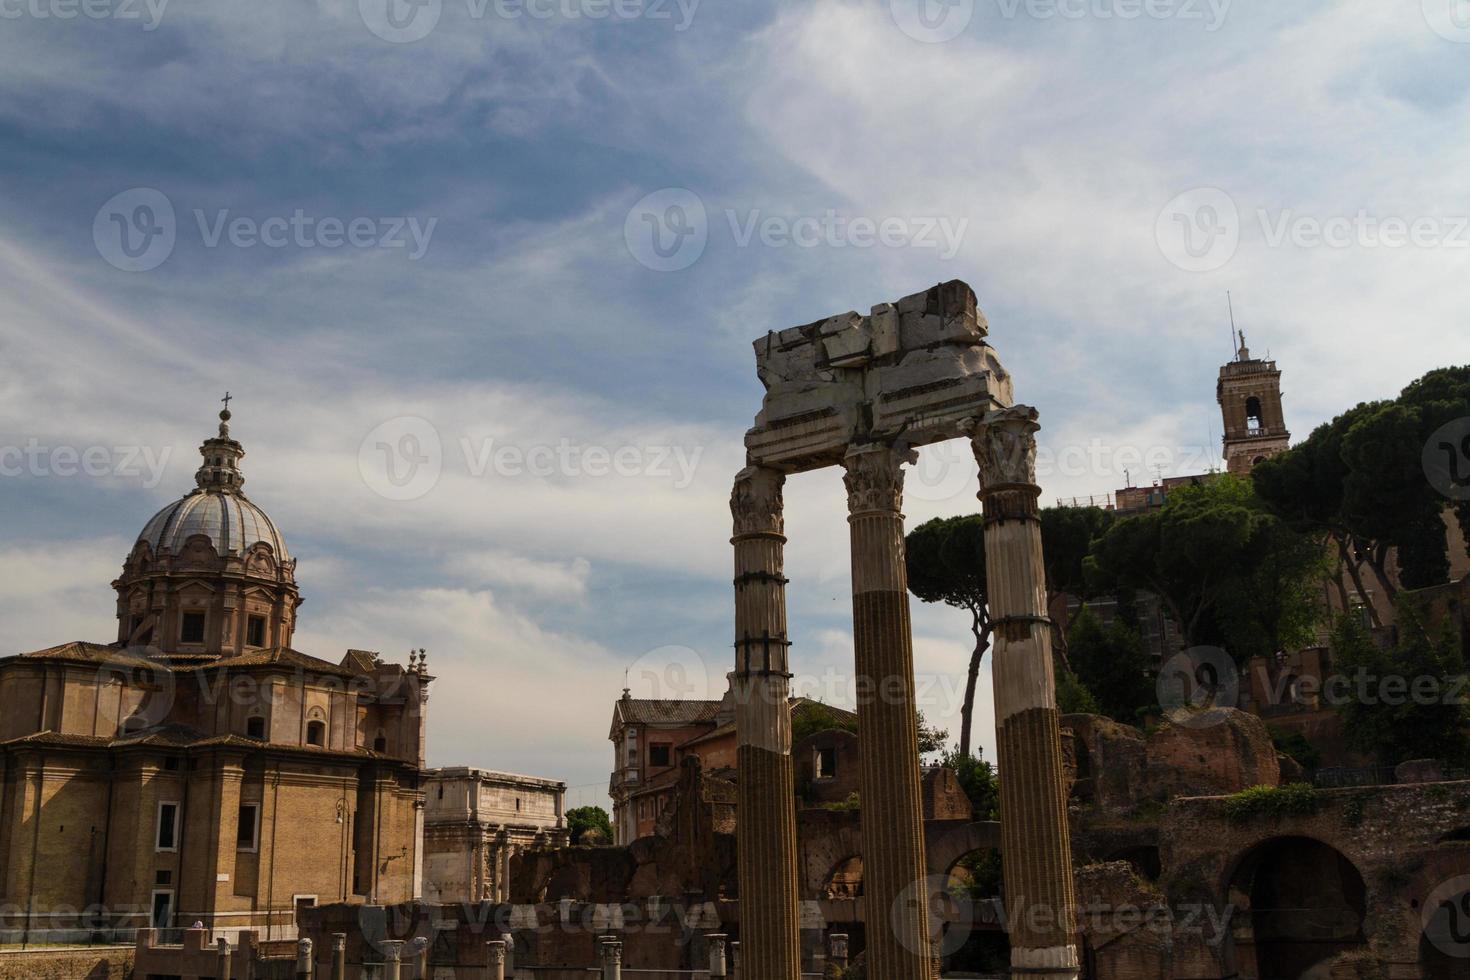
134, 404, 289, 560
138, 490, 288, 559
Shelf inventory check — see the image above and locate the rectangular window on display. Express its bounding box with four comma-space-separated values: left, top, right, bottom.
156, 802, 180, 851
180, 612, 206, 644
237, 803, 260, 851
817, 747, 837, 780
649, 744, 671, 768
246, 615, 266, 647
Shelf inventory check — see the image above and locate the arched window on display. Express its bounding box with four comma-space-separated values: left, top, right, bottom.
373, 731, 387, 753
246, 715, 266, 740
306, 720, 326, 746
1246, 396, 1264, 432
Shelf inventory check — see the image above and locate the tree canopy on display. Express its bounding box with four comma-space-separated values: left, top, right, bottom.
1254, 365, 1470, 606
566, 805, 614, 846
1087, 475, 1325, 662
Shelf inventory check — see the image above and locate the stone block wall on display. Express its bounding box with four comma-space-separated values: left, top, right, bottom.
0, 946, 133, 979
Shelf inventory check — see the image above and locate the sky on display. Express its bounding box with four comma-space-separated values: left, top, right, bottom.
3, 0, 1470, 813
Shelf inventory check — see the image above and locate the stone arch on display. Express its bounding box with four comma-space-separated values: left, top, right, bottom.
925, 821, 1003, 879
1224, 836, 1367, 979
822, 854, 863, 899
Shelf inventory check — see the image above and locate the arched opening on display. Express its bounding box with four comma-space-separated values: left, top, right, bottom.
306, 720, 326, 746
1105, 845, 1162, 882
823, 855, 863, 900
1246, 396, 1264, 433
373, 730, 387, 753
246, 715, 266, 740
941, 847, 1008, 976
1227, 837, 1367, 979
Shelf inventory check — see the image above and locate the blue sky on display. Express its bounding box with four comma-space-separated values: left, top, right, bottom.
4, 0, 1470, 812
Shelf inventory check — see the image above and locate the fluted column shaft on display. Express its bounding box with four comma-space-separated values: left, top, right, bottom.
971, 407, 1078, 979
843, 445, 934, 980
730, 466, 802, 980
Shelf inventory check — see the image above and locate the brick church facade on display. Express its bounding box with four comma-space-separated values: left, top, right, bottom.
0, 407, 430, 943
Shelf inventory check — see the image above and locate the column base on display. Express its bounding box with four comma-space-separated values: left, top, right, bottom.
1011, 944, 1080, 978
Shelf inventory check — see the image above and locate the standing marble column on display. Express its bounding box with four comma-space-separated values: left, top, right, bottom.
842, 444, 933, 980
971, 406, 1078, 979
486, 940, 506, 980
729, 466, 802, 980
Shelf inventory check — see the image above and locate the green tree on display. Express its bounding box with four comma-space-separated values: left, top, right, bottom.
1089, 475, 1323, 662
1065, 608, 1154, 723
1330, 602, 1469, 766
566, 805, 613, 846
917, 710, 949, 760
1255, 366, 1470, 607
906, 515, 990, 756
940, 747, 999, 820
792, 701, 858, 745
1040, 505, 1116, 665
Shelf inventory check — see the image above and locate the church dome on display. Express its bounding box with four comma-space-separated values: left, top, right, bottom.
134, 403, 289, 560
138, 490, 288, 559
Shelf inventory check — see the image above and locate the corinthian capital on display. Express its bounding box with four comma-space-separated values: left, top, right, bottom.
731, 466, 786, 536
842, 444, 917, 515
971, 405, 1041, 493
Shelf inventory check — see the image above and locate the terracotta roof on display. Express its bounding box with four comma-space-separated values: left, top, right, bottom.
341, 649, 381, 674
614, 698, 723, 727
0, 731, 112, 748
9, 641, 156, 669
208, 647, 361, 678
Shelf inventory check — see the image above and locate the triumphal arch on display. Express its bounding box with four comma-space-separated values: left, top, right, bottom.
730, 280, 1077, 980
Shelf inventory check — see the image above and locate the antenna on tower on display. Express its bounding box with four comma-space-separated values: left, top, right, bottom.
1227, 292, 1239, 359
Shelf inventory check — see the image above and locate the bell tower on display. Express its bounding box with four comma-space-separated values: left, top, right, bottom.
1217, 330, 1290, 475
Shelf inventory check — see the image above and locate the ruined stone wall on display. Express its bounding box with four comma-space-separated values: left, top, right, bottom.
0, 947, 133, 979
